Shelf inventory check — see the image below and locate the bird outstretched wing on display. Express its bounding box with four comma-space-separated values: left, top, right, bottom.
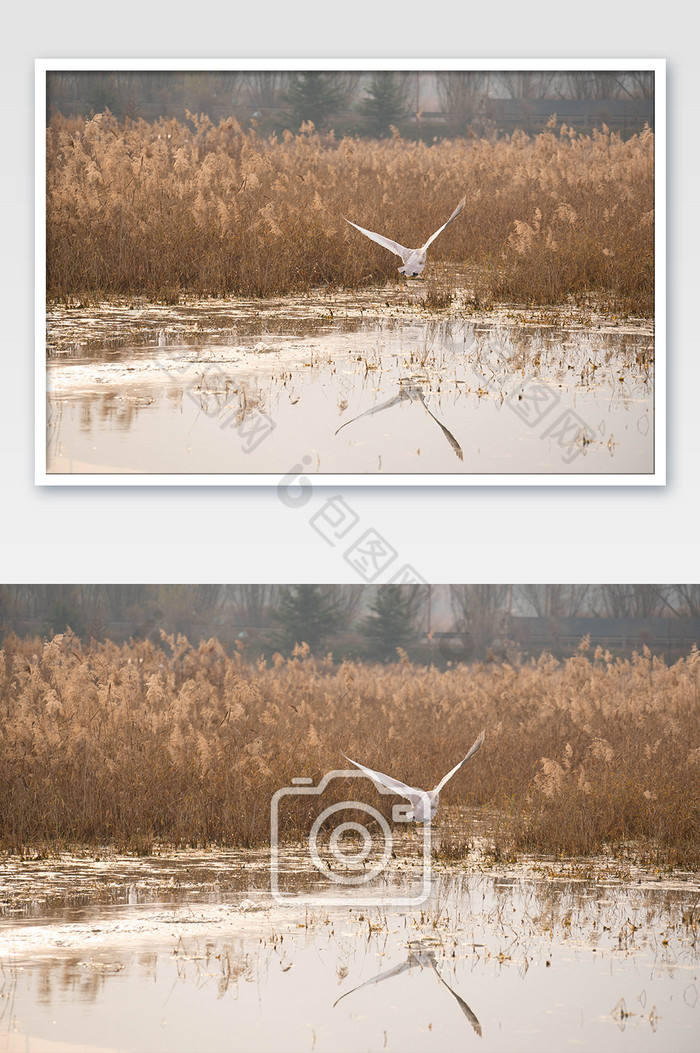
424, 956, 483, 1037
432, 729, 485, 795
420, 196, 466, 253
335, 390, 410, 436
333, 957, 419, 1007
411, 390, 464, 461
343, 218, 411, 262
342, 753, 423, 807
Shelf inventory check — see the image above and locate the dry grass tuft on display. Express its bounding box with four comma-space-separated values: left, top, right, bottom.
46, 114, 655, 315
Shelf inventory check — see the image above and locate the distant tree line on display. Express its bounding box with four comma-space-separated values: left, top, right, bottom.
0, 584, 697, 664
46, 70, 655, 140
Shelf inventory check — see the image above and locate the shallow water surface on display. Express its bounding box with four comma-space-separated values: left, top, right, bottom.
45, 292, 654, 478
1, 848, 695, 1052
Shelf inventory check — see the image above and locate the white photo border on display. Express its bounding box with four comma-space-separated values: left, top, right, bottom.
35, 57, 666, 487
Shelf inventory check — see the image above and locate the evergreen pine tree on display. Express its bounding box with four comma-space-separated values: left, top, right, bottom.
283, 73, 344, 132
360, 586, 415, 661
272, 585, 344, 654
357, 74, 408, 137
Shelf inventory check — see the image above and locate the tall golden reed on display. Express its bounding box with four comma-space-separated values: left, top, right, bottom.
46, 113, 655, 314
0, 632, 695, 864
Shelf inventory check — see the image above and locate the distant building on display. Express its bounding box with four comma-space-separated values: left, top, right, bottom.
508, 616, 700, 660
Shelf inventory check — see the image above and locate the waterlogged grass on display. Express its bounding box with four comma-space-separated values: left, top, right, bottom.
0, 632, 696, 866
46, 112, 655, 314
2, 859, 697, 1052
45, 295, 654, 476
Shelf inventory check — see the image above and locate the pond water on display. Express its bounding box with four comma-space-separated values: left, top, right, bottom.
44, 289, 655, 479
1, 846, 696, 1052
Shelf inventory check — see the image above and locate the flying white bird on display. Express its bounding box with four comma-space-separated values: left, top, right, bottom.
344, 196, 466, 277
343, 728, 484, 823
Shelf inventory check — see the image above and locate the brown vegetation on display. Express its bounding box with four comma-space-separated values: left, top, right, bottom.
0, 632, 696, 866
46, 112, 655, 314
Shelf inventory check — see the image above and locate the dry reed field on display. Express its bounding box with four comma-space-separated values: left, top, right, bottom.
0, 632, 696, 866
46, 113, 655, 314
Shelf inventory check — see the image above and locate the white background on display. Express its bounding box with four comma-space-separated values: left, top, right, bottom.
2, 3, 698, 584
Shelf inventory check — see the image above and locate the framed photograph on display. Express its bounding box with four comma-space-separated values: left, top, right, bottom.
37, 59, 664, 484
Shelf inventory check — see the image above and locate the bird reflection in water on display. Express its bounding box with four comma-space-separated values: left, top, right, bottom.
335, 381, 463, 462
333, 939, 482, 1037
